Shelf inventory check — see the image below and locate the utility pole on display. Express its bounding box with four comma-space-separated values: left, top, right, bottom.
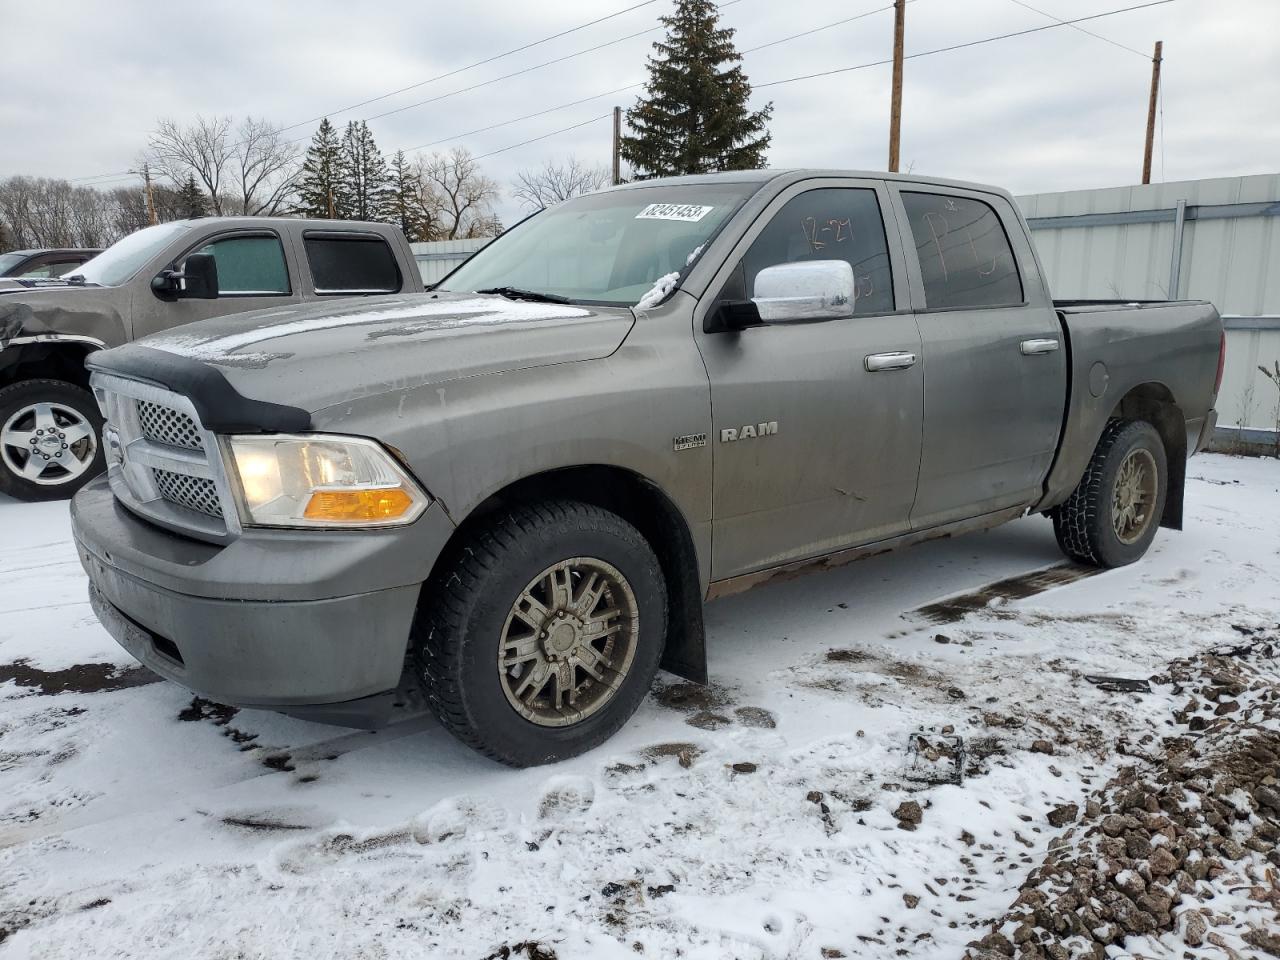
612, 106, 622, 185
887, 0, 906, 173
142, 164, 157, 226
327, 185, 336, 219
1142, 40, 1163, 184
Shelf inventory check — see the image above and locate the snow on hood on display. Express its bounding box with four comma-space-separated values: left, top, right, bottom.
144, 295, 593, 362
131, 291, 634, 413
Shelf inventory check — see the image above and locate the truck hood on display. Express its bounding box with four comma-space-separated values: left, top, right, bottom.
138, 292, 636, 412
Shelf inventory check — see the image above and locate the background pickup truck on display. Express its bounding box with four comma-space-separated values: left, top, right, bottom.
72, 169, 1224, 767
0, 217, 421, 500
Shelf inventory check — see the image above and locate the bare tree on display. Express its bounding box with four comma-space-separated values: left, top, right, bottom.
415, 147, 500, 239
147, 115, 299, 217
0, 177, 118, 248
511, 156, 609, 211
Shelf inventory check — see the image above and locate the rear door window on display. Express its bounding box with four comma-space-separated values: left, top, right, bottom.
900, 192, 1023, 309
305, 234, 402, 295
194, 234, 290, 295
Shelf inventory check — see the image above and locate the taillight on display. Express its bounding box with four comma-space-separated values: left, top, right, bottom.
1214, 329, 1226, 396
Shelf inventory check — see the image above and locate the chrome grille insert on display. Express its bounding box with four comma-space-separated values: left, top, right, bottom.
90, 373, 240, 542
151, 469, 223, 518
137, 400, 204, 451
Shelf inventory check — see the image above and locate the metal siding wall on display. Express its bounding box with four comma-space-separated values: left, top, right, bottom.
1018, 174, 1280, 433
411, 238, 491, 285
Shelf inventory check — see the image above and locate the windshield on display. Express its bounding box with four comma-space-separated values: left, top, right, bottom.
72, 221, 195, 286
0, 253, 27, 276
440, 183, 754, 306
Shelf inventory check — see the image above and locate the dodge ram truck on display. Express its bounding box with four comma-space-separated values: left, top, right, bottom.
70, 170, 1224, 767
0, 217, 421, 501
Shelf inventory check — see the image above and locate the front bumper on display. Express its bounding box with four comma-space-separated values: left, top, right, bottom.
72, 474, 455, 726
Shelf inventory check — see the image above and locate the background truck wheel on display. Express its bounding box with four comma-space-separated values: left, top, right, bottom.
414, 499, 668, 767
0, 379, 105, 502
1052, 419, 1168, 568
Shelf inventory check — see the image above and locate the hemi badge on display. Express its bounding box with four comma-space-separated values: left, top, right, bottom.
673, 433, 707, 451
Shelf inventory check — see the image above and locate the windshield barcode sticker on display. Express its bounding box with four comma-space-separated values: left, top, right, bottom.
635, 203, 714, 222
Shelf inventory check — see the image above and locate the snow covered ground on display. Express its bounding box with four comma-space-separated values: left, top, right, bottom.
0, 453, 1276, 959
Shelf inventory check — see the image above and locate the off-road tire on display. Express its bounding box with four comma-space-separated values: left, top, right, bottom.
0, 379, 105, 502
1052, 419, 1167, 568
414, 500, 668, 767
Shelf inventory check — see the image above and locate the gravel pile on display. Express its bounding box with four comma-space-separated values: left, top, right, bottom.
967, 630, 1280, 959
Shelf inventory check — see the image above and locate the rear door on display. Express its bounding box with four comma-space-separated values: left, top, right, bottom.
297, 230, 406, 299
888, 185, 1067, 529
695, 178, 924, 580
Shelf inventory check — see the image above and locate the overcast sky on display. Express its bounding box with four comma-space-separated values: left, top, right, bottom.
1, 0, 1273, 225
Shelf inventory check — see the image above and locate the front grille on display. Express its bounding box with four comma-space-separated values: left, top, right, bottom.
151, 469, 224, 519
91, 373, 236, 541
137, 400, 204, 451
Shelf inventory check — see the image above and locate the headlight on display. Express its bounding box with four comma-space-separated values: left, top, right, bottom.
224, 434, 428, 528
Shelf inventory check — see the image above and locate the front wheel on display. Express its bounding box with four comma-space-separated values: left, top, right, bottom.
414, 500, 668, 767
1052, 419, 1168, 568
0, 379, 105, 502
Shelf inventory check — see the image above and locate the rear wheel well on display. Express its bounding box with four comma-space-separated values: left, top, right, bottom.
1110, 382, 1186, 530
432, 465, 708, 684
0, 342, 98, 391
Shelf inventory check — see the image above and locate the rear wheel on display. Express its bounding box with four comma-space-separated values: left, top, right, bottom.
1052, 419, 1167, 568
0, 379, 104, 502
414, 500, 667, 767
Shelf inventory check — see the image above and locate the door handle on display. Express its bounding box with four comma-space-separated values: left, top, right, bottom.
864, 351, 917, 372
1020, 338, 1060, 355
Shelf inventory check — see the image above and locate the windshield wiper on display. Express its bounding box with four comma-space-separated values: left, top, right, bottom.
477, 286, 571, 304
62, 274, 87, 286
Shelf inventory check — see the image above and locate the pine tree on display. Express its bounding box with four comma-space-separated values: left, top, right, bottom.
175, 174, 208, 219
297, 118, 343, 218
337, 120, 393, 222
389, 150, 428, 241
620, 0, 772, 178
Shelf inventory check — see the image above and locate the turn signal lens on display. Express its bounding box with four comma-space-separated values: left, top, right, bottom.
303, 487, 415, 522
225, 434, 429, 529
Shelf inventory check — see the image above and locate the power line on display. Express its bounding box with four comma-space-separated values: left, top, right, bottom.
334, 0, 743, 137
69, 0, 682, 183
756, 0, 1176, 89
401, 1, 897, 155
739, 2, 896, 55
1005, 0, 1149, 59
472, 113, 615, 161
402, 83, 644, 153
279, 0, 664, 133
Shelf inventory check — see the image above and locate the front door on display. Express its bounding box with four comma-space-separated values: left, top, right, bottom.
132, 230, 301, 339
695, 181, 924, 581
890, 187, 1068, 529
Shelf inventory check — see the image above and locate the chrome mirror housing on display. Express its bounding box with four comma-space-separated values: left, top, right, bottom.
751, 260, 856, 323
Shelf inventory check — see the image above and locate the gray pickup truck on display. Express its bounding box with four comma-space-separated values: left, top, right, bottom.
0, 217, 420, 501
70, 170, 1224, 766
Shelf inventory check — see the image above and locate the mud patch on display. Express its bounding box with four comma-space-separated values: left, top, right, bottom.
911, 564, 1100, 625
0, 659, 157, 696
643, 742, 703, 769
651, 679, 732, 713
220, 814, 311, 833
177, 696, 239, 725
733, 706, 777, 729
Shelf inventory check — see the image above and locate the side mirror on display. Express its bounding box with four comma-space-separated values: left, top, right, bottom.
151, 252, 219, 300
751, 260, 855, 324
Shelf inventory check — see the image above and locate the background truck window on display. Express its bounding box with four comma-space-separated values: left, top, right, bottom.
739, 187, 895, 315
900, 192, 1023, 309
195, 235, 290, 295
305, 235, 401, 294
